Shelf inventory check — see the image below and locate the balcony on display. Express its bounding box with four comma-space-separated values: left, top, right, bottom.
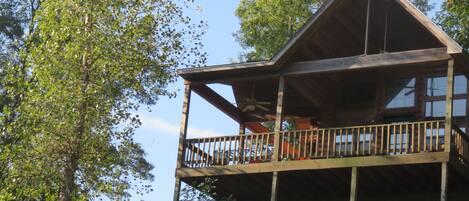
182, 120, 469, 169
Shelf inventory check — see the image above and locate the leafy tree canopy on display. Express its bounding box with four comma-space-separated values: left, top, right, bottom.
234, 0, 323, 61
0, 0, 206, 200
436, 0, 469, 52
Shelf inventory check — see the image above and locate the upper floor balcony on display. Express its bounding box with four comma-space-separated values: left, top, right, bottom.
179, 120, 469, 174
175, 54, 469, 178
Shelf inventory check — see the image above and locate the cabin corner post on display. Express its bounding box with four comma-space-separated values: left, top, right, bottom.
271, 76, 286, 201
441, 162, 448, 201
270, 171, 279, 201
444, 59, 455, 152
350, 167, 358, 201
173, 82, 192, 201
273, 76, 286, 161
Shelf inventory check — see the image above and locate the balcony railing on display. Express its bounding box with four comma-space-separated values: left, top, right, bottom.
183, 120, 446, 168
452, 125, 469, 164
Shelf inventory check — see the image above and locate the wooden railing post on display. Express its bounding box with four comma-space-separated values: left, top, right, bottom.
444, 59, 455, 152
273, 76, 286, 161
239, 123, 246, 164
271, 76, 286, 201
173, 83, 192, 201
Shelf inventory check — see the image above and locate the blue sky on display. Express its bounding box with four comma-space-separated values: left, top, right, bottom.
132, 1, 242, 200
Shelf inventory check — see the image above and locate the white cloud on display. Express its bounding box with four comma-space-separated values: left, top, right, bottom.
139, 115, 224, 138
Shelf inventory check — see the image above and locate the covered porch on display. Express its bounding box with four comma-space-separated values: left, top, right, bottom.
174, 49, 469, 200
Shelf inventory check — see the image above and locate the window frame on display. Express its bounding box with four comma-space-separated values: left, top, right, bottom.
384, 77, 418, 111
424, 74, 468, 120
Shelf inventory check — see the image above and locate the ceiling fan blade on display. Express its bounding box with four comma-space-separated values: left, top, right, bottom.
264, 114, 276, 120
256, 101, 271, 105
252, 114, 265, 120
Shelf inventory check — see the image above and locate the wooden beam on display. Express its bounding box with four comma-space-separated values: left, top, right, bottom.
273, 76, 286, 161
176, 152, 450, 177
191, 84, 269, 133
192, 84, 244, 123
177, 61, 272, 77
173, 83, 191, 201
246, 122, 270, 133
182, 48, 451, 84
350, 167, 358, 201
283, 48, 451, 76
441, 162, 448, 201
444, 59, 455, 152
270, 172, 279, 201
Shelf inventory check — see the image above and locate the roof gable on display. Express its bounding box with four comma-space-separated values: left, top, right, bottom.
271, 0, 463, 67
178, 0, 463, 82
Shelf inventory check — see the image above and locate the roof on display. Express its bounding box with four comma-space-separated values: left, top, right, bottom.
178, 0, 464, 82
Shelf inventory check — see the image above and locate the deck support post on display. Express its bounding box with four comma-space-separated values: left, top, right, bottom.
441, 162, 448, 201
173, 83, 192, 201
444, 59, 455, 152
350, 167, 358, 201
270, 171, 279, 201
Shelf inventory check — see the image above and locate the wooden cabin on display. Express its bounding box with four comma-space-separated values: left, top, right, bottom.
173, 0, 469, 200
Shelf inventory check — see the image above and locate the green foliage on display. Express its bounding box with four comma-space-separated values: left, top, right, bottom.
1, 0, 206, 200
234, 0, 323, 61
411, 0, 434, 15
180, 178, 236, 201
436, 0, 469, 52
1, 1, 39, 197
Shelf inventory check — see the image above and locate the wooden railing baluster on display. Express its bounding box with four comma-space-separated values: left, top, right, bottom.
295, 131, 299, 160
436, 122, 439, 150
333, 129, 337, 157
309, 131, 313, 158
362, 127, 365, 156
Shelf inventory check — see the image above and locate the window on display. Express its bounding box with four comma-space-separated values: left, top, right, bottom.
385, 78, 416, 109
425, 75, 467, 118
427, 75, 467, 96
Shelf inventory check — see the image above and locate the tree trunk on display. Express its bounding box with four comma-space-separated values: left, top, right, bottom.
59, 156, 78, 201
59, 10, 91, 201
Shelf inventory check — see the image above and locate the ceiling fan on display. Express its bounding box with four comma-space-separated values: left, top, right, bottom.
238, 83, 271, 113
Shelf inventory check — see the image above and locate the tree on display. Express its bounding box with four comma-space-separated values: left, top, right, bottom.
0, 1, 40, 198
234, 0, 323, 61
436, 0, 469, 52
1, 0, 206, 200
180, 178, 236, 201
411, 0, 434, 15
